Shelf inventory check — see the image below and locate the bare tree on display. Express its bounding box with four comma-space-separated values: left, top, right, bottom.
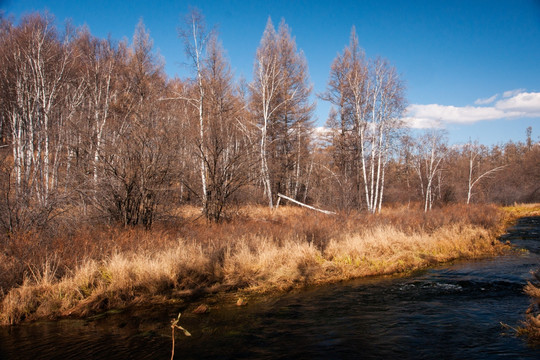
250, 18, 314, 208
94, 20, 174, 227
364, 57, 406, 213
73, 29, 119, 193
199, 35, 255, 221
412, 130, 448, 212
464, 141, 506, 204
177, 9, 213, 211
273, 20, 314, 201
250, 19, 283, 208
0, 13, 83, 232
320, 28, 406, 213
318, 35, 358, 208
526, 126, 533, 151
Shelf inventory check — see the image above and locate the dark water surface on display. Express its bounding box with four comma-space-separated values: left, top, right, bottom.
1, 217, 539, 359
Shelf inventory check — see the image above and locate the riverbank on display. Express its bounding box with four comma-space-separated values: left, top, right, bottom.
503, 204, 540, 345
523, 271, 540, 343
509, 204, 540, 344
0, 203, 526, 325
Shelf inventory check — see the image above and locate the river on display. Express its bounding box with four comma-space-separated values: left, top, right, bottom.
1, 217, 539, 359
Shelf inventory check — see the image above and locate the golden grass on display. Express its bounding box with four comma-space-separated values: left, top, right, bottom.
0, 203, 515, 325
502, 203, 540, 220
503, 203, 540, 344
324, 224, 499, 278
521, 272, 540, 343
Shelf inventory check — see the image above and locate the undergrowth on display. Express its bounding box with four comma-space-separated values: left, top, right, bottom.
0, 203, 512, 325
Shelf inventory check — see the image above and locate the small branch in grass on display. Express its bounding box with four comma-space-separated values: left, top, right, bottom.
171, 312, 191, 360
500, 321, 519, 334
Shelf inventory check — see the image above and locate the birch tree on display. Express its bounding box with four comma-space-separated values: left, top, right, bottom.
250, 18, 314, 208
0, 13, 83, 231
413, 130, 448, 212
321, 28, 406, 213
464, 141, 505, 204
178, 9, 213, 211
367, 57, 406, 212
73, 29, 119, 193
250, 19, 282, 208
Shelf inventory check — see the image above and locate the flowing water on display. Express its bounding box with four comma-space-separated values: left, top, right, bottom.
1, 217, 539, 359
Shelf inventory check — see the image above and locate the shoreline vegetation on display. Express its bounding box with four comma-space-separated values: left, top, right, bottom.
511, 204, 540, 345
505, 203, 540, 345
2, 203, 536, 326
523, 270, 540, 343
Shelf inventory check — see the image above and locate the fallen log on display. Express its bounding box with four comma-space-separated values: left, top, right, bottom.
277, 193, 336, 215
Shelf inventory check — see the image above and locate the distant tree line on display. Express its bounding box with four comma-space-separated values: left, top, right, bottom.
0, 10, 538, 232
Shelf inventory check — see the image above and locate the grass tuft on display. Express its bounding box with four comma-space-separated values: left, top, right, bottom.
520, 271, 540, 344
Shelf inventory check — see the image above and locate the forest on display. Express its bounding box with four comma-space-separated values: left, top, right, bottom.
0, 10, 539, 330
0, 11, 539, 231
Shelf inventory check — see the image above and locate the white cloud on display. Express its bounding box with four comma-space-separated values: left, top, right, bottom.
405, 104, 506, 126
495, 92, 540, 115
405, 90, 540, 129
313, 126, 331, 136
474, 94, 498, 105
502, 88, 526, 98
311, 126, 333, 145
402, 116, 444, 129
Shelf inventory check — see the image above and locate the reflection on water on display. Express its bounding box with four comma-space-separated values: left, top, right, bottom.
1, 217, 539, 359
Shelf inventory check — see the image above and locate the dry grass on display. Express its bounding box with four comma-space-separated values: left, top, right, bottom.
521, 271, 540, 343
502, 203, 540, 221
0, 203, 513, 325
504, 203, 540, 344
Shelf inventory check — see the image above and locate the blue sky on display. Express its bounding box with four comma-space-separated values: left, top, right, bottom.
3, 0, 540, 145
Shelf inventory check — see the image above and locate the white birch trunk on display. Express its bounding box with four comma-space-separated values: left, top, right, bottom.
192, 21, 208, 209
